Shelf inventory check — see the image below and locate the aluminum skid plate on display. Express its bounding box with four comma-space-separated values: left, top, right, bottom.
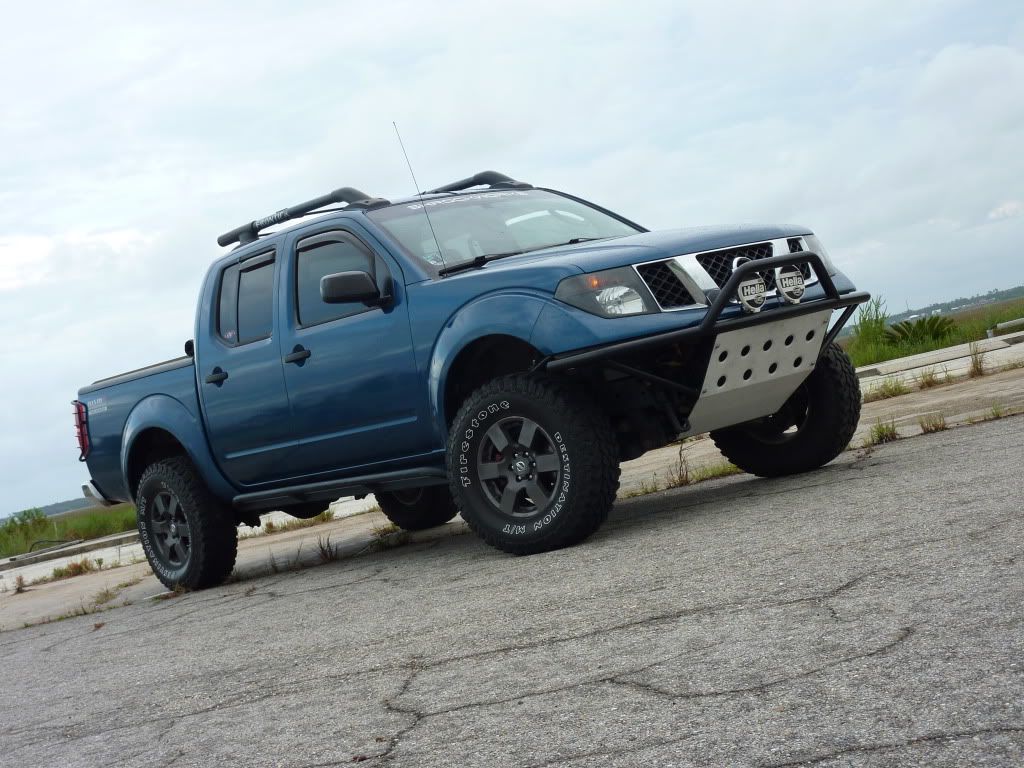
682, 310, 832, 437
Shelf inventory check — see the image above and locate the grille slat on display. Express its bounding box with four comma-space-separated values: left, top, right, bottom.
635, 262, 695, 309
695, 241, 812, 293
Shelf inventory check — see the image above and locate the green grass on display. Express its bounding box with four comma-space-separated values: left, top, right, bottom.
845, 297, 1024, 368
864, 419, 900, 446
862, 378, 909, 403
0, 504, 137, 559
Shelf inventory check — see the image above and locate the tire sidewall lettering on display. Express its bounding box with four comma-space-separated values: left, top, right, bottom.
454, 397, 571, 538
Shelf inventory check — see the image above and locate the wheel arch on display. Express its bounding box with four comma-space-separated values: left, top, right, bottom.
428, 292, 551, 438
121, 395, 236, 503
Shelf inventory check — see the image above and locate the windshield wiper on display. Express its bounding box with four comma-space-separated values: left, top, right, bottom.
438, 250, 525, 276
437, 238, 606, 276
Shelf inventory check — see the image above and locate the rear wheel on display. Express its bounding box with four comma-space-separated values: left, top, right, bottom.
376, 486, 459, 531
447, 374, 619, 555
710, 343, 860, 477
136, 456, 237, 590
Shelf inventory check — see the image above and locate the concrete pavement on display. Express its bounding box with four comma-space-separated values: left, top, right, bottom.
1, 418, 1021, 766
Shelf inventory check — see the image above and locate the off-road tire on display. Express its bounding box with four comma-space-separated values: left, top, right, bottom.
136, 456, 238, 590
447, 374, 619, 555
376, 486, 459, 531
710, 343, 860, 477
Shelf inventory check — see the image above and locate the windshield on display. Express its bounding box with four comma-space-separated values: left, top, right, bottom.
368, 189, 641, 271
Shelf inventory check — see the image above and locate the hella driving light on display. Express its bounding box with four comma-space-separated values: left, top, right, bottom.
803, 234, 838, 276
555, 267, 655, 317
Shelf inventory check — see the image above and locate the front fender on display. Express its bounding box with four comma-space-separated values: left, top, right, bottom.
121, 394, 237, 502
428, 290, 552, 439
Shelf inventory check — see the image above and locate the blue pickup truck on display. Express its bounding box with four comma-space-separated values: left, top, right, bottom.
75, 171, 869, 589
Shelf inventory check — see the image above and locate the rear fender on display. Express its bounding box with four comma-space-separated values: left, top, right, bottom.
121, 395, 236, 503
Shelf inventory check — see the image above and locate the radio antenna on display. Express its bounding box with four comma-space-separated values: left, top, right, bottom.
392, 122, 446, 272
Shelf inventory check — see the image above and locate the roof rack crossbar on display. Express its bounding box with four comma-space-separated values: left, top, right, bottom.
217, 187, 387, 247
424, 170, 531, 195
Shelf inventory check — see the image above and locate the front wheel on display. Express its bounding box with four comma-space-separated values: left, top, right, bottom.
136, 456, 238, 590
710, 343, 861, 477
447, 374, 619, 555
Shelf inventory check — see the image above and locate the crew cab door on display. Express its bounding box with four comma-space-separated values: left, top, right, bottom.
197, 250, 297, 486
278, 226, 423, 476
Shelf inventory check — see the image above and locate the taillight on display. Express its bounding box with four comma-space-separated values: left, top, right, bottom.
73, 400, 90, 461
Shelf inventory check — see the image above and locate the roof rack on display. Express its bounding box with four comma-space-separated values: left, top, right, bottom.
217, 187, 389, 247
424, 170, 532, 195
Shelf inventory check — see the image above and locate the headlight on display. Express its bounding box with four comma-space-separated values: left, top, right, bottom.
555, 267, 656, 317
803, 234, 838, 276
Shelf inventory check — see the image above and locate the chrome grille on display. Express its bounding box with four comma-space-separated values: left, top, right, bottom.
635, 261, 696, 309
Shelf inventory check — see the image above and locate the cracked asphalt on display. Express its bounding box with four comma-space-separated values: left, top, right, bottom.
2, 417, 1022, 767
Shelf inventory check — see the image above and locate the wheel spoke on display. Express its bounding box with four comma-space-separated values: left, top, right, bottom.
176, 521, 191, 540
154, 495, 167, 516
166, 540, 179, 563
166, 495, 180, 519
486, 424, 510, 452
534, 453, 560, 473
499, 485, 518, 515
478, 461, 502, 481
523, 480, 549, 508
517, 419, 539, 450
150, 517, 170, 534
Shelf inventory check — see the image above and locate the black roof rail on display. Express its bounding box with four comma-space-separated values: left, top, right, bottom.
217, 187, 389, 247
424, 170, 532, 195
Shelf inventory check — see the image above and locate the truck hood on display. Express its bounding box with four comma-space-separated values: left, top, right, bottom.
479, 224, 812, 275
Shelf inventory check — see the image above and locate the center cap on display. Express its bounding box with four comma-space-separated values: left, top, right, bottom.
169, 523, 178, 536
514, 460, 528, 474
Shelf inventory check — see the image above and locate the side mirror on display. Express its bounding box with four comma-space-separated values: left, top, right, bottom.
184, 339, 195, 358
320, 270, 383, 305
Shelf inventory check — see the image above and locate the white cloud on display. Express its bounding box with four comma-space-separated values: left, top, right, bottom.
988, 200, 1024, 220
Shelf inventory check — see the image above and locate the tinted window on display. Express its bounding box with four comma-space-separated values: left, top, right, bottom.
217, 264, 240, 343
296, 236, 375, 326
237, 260, 275, 343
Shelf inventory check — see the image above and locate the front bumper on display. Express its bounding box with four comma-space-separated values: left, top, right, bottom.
544, 252, 869, 370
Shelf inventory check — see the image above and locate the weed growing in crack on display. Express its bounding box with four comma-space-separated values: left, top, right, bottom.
317, 534, 338, 563
918, 413, 947, 434
865, 419, 899, 446
968, 343, 986, 378
913, 367, 945, 389
863, 378, 909, 402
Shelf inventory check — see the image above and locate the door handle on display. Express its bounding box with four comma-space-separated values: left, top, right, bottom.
205, 368, 229, 385
283, 345, 312, 365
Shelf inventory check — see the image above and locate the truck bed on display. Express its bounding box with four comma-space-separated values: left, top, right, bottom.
77, 357, 201, 503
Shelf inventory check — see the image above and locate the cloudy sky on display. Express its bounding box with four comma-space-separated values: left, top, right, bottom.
1, 0, 1022, 513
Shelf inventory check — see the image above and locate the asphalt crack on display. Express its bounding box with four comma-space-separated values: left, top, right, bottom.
762, 724, 1024, 766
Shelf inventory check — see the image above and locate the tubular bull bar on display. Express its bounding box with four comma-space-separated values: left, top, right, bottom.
543, 252, 870, 371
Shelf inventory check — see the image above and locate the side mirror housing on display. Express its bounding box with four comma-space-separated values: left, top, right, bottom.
320, 271, 383, 305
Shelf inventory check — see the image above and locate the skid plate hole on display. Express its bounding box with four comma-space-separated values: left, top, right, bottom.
806, 330, 816, 341
741, 345, 751, 356
794, 356, 803, 367
763, 340, 773, 351
743, 369, 752, 381
717, 375, 727, 387
785, 335, 794, 346
768, 362, 778, 374
718, 350, 728, 362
